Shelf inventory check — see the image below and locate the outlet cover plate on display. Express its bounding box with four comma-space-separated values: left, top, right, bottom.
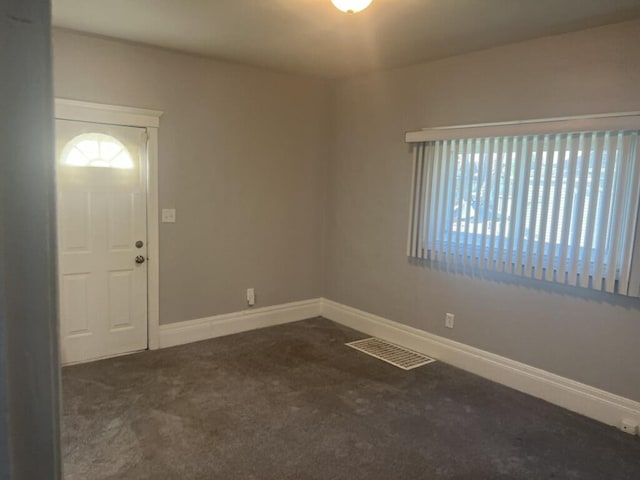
445, 313, 455, 329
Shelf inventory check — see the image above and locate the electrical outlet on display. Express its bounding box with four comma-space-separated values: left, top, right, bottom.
445, 313, 455, 329
247, 288, 255, 307
161, 208, 176, 223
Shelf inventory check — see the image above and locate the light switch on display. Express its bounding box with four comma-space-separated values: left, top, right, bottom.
162, 208, 176, 223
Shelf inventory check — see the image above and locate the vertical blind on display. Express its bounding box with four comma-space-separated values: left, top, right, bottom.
407, 129, 640, 297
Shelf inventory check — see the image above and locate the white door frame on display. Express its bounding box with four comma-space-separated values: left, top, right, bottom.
55, 98, 163, 350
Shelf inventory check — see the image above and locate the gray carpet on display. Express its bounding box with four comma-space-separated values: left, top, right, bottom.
62, 317, 640, 479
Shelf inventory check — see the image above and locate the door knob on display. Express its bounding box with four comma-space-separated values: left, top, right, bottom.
135, 255, 146, 264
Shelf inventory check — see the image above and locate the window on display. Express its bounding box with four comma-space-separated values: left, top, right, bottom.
60, 133, 134, 169
406, 116, 640, 297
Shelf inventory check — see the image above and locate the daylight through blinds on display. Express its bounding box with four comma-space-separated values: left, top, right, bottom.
407, 130, 640, 296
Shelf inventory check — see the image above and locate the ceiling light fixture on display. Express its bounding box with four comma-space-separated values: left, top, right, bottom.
331, 0, 373, 14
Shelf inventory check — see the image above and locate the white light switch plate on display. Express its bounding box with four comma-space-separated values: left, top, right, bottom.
162, 208, 176, 223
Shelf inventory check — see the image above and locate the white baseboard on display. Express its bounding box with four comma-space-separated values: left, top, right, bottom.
321, 298, 640, 432
158, 296, 640, 432
159, 298, 322, 348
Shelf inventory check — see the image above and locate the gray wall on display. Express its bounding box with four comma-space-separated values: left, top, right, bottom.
326, 19, 640, 402
1, 0, 61, 477
53, 21, 640, 402
53, 30, 331, 325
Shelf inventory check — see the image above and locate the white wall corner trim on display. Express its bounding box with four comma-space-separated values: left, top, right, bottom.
320, 298, 640, 432
158, 299, 323, 348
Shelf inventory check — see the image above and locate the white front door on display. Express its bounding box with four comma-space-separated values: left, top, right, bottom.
56, 119, 149, 364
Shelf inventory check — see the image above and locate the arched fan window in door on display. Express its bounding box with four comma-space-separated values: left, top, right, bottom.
60, 133, 134, 169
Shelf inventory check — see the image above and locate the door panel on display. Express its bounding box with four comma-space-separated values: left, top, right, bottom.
108, 270, 134, 330
108, 193, 135, 250
59, 191, 91, 252
62, 273, 91, 335
56, 119, 148, 364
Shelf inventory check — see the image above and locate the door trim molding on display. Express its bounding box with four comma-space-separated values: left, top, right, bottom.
54, 98, 163, 351
145, 127, 161, 350
55, 98, 162, 128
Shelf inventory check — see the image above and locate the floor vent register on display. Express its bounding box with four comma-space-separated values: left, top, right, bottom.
345, 337, 436, 370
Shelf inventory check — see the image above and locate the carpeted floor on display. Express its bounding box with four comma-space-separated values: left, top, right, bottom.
62, 317, 640, 479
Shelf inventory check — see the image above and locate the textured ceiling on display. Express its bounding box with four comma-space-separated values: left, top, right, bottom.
52, 0, 640, 78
